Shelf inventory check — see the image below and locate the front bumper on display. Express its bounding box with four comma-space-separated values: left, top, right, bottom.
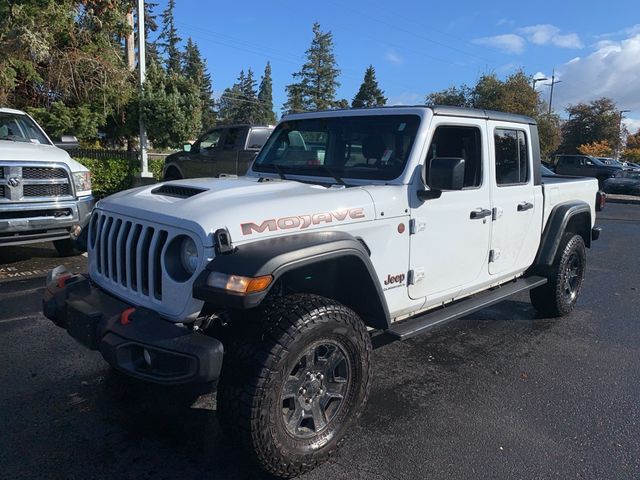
42, 266, 223, 385
0, 196, 93, 246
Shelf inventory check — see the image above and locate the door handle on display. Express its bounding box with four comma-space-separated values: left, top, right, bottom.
470, 208, 492, 219
517, 202, 533, 212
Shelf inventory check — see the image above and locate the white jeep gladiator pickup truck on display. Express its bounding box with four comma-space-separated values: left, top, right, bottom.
1, 107, 93, 254
43, 106, 601, 477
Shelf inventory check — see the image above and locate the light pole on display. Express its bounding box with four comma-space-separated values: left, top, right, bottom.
618, 109, 630, 158
545, 68, 562, 115
137, 0, 151, 178
532, 76, 548, 90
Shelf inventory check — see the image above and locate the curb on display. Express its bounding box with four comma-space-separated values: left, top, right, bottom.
606, 194, 640, 206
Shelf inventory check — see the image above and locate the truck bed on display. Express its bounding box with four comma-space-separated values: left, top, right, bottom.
541, 174, 599, 228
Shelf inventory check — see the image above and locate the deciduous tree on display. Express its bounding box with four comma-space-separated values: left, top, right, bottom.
560, 98, 620, 154
577, 140, 613, 157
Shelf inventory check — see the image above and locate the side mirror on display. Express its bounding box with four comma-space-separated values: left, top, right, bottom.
427, 157, 465, 190
183, 144, 192, 152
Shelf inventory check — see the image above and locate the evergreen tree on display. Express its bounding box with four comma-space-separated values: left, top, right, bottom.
257, 62, 276, 124
183, 38, 215, 129
352, 65, 386, 108
238, 68, 260, 123
158, 0, 181, 74
143, 1, 160, 64
287, 22, 340, 111
217, 69, 260, 124
282, 83, 305, 115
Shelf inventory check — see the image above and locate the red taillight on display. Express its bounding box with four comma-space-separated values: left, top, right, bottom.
596, 191, 606, 211
120, 307, 136, 325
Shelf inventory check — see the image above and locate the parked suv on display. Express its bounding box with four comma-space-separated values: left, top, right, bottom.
163, 124, 274, 180
0, 107, 92, 254
554, 154, 622, 186
45, 106, 600, 477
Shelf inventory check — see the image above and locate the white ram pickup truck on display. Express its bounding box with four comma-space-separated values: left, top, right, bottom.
1, 107, 93, 254
44, 106, 601, 477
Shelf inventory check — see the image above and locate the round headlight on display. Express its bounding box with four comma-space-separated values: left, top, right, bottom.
179, 237, 199, 275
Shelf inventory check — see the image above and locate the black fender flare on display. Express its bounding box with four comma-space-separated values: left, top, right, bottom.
193, 231, 391, 330
163, 162, 184, 179
534, 201, 592, 266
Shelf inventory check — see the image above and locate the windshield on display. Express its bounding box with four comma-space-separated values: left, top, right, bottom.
253, 115, 421, 181
0, 112, 49, 144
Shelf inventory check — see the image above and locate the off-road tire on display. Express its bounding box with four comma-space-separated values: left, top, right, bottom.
53, 238, 78, 256
216, 293, 372, 478
530, 233, 586, 317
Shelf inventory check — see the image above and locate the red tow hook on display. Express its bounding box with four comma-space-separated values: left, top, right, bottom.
56, 274, 72, 289
120, 307, 136, 325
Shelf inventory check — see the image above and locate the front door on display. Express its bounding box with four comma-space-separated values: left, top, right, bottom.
488, 124, 538, 275
408, 120, 492, 302
193, 128, 224, 177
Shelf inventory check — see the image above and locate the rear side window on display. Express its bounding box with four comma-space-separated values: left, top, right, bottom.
426, 126, 483, 188
247, 128, 272, 150
494, 129, 529, 185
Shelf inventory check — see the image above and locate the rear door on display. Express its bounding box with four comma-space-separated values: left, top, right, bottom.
488, 124, 539, 275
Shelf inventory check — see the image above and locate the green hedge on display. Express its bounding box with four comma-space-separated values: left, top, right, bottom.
75, 157, 164, 199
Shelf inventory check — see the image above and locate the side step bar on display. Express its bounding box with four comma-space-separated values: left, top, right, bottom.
385, 276, 548, 341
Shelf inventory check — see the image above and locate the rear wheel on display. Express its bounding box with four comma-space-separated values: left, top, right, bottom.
530, 233, 586, 317
216, 294, 372, 478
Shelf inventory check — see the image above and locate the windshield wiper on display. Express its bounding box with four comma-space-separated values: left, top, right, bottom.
265, 163, 286, 180
315, 164, 346, 186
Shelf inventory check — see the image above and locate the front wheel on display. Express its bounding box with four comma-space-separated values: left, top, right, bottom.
530, 233, 586, 317
53, 238, 79, 256
216, 294, 372, 478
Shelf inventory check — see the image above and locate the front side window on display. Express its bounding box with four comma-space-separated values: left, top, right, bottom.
425, 126, 482, 188
494, 129, 529, 185
0, 113, 49, 144
253, 115, 420, 181
199, 130, 222, 150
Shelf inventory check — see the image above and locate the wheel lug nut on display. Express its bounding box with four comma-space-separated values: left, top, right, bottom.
299, 388, 306, 395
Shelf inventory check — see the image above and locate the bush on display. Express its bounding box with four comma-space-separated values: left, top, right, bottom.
76, 157, 165, 199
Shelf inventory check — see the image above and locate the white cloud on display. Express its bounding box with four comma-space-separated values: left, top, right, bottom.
385, 49, 404, 65
624, 117, 640, 135
550, 33, 640, 113
472, 34, 525, 54
518, 24, 583, 49
387, 92, 423, 105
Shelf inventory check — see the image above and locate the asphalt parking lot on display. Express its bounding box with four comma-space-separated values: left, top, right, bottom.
1, 203, 639, 480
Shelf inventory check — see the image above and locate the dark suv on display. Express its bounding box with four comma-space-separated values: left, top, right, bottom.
554, 154, 622, 186
163, 124, 274, 180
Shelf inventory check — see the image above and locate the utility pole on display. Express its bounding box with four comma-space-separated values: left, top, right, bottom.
546, 68, 562, 115
137, 0, 151, 178
618, 109, 630, 158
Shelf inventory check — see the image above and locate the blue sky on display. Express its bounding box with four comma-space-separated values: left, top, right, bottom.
159, 0, 640, 131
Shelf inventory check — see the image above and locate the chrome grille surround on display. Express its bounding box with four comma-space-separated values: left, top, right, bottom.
88, 208, 209, 321
0, 162, 74, 203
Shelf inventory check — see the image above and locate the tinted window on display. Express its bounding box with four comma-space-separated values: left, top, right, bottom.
425, 126, 482, 188
199, 130, 222, 150
0, 112, 49, 144
247, 128, 273, 150
223, 128, 243, 149
253, 115, 420, 181
495, 129, 529, 185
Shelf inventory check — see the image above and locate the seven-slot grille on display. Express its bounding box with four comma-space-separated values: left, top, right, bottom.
0, 165, 73, 202
89, 211, 169, 300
